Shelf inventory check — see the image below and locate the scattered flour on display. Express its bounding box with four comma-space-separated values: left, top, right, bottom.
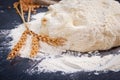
9, 12, 120, 74
118, 50, 120, 53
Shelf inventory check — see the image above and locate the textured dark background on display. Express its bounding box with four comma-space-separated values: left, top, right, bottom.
0, 0, 120, 80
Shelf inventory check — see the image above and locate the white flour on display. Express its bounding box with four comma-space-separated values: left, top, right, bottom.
9, 12, 120, 74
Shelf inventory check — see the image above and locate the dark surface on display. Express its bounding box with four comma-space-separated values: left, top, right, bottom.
0, 0, 120, 80
0, 0, 48, 29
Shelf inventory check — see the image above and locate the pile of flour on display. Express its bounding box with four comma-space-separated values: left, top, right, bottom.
8, 12, 120, 74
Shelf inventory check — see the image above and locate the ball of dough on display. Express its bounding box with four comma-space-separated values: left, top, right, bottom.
40, 0, 120, 52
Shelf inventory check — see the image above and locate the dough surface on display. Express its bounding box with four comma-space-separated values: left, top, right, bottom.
40, 0, 120, 52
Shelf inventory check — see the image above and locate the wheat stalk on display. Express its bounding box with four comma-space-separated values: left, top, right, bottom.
7, 30, 28, 60
30, 35, 40, 58
7, 0, 66, 60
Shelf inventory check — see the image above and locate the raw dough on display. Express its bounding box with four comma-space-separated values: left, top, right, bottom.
40, 0, 120, 52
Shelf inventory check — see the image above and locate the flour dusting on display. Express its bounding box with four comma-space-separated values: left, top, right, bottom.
8, 12, 120, 74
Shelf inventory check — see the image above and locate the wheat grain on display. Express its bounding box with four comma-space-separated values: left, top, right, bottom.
7, 30, 28, 60
30, 35, 40, 58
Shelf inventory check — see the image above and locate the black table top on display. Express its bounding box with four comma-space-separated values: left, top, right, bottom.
0, 0, 120, 80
